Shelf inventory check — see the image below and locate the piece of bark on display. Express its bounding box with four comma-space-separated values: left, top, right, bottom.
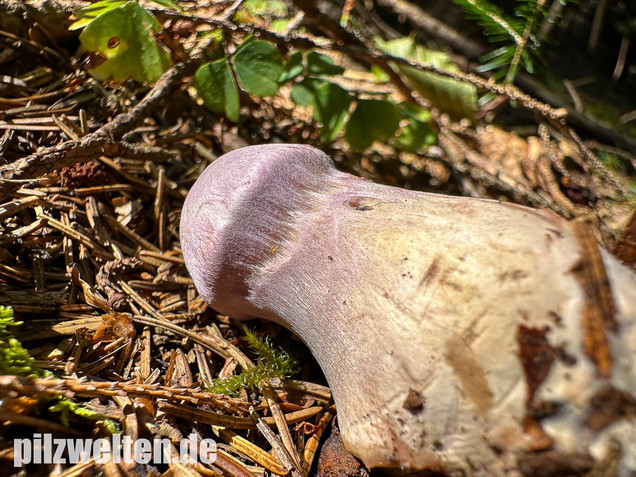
318, 426, 369, 477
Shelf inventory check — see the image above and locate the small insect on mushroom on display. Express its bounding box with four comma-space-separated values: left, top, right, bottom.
180, 144, 636, 477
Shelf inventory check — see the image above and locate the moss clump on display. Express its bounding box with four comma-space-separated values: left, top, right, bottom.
0, 306, 45, 377
0, 305, 118, 432
208, 327, 298, 396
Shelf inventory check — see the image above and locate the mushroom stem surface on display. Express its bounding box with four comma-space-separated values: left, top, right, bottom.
181, 144, 636, 476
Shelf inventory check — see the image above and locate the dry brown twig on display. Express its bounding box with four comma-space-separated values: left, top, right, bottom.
0, 63, 190, 199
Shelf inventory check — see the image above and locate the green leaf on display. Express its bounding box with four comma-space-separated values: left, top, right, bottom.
399, 102, 432, 122
312, 82, 352, 142
79, 2, 171, 83
240, 0, 288, 19
195, 59, 241, 122
271, 18, 291, 32
396, 120, 437, 152
395, 102, 437, 151
375, 37, 477, 120
69, 0, 128, 30
306, 51, 344, 76
370, 65, 391, 82
279, 51, 304, 83
345, 100, 401, 150
290, 77, 327, 106
233, 40, 283, 97
148, 0, 185, 12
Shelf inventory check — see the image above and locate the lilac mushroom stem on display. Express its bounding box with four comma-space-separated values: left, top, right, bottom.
181, 144, 636, 476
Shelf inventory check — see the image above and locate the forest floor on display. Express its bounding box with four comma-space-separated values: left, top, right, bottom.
0, 0, 635, 476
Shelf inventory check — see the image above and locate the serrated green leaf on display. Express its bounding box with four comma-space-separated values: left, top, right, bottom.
148, 0, 185, 12
279, 51, 304, 83
306, 51, 344, 76
312, 81, 352, 142
69, 0, 128, 30
233, 40, 283, 97
79, 2, 170, 82
345, 100, 401, 150
290, 78, 327, 106
195, 59, 240, 122
376, 37, 476, 120
396, 120, 437, 152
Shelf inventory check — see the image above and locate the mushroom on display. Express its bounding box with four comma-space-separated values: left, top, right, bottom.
180, 144, 636, 476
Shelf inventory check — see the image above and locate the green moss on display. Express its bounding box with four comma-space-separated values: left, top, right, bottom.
0, 306, 45, 377
1, 306, 118, 433
48, 399, 119, 434
208, 327, 298, 396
